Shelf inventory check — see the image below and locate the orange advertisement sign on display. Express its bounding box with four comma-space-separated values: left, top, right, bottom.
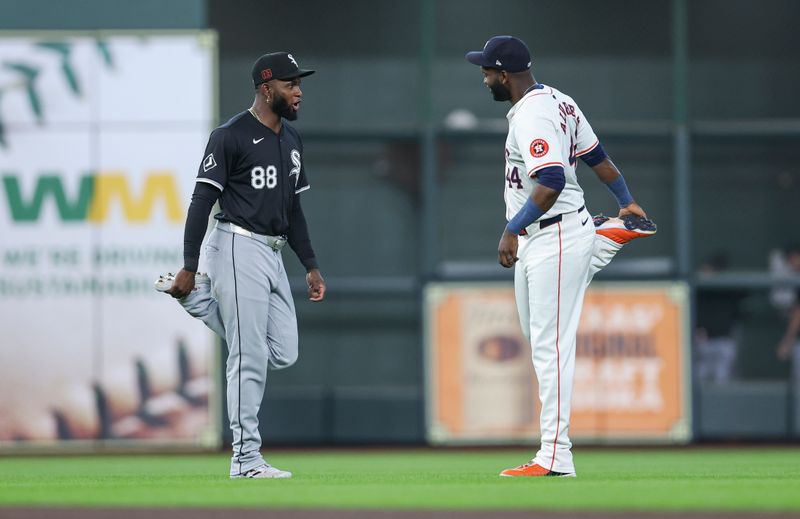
425, 282, 690, 444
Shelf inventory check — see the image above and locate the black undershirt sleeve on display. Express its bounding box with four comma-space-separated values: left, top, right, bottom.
287, 197, 318, 272
183, 182, 221, 272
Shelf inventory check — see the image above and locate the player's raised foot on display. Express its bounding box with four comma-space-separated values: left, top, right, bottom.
499, 461, 576, 478
154, 272, 209, 293
230, 464, 292, 479
593, 213, 657, 245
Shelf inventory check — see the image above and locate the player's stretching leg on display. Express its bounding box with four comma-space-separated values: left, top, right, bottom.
155, 272, 226, 338
587, 213, 657, 283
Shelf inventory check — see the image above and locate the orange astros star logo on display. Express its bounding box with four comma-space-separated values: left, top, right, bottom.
530, 139, 549, 158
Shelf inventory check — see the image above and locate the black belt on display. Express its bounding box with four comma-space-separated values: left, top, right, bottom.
539, 205, 585, 229
525, 205, 585, 234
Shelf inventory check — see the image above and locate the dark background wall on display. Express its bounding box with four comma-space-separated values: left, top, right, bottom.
0, 0, 206, 29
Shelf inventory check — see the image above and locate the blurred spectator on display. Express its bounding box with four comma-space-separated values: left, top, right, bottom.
695, 252, 747, 382
769, 247, 798, 311
775, 245, 800, 382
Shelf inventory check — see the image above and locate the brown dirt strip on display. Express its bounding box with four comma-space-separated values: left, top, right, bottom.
1, 508, 798, 519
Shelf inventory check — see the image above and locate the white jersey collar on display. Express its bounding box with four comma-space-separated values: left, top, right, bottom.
506, 83, 548, 121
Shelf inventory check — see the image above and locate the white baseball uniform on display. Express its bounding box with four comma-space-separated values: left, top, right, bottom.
504, 84, 617, 474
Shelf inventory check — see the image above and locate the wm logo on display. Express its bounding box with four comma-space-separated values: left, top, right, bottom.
2, 173, 184, 223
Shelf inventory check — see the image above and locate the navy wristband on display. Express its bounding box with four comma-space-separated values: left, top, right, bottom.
605, 175, 634, 208
506, 198, 546, 235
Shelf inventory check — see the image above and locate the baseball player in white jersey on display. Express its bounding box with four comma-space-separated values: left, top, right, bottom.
467, 36, 657, 477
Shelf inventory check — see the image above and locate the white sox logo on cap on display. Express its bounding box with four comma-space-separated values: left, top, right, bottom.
288, 54, 298, 67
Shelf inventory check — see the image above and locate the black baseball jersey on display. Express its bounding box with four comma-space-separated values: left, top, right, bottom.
196, 111, 310, 236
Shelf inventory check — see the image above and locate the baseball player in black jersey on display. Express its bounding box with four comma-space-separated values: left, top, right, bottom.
156, 52, 325, 479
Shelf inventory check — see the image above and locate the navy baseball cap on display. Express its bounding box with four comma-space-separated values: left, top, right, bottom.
252, 52, 315, 86
466, 36, 531, 72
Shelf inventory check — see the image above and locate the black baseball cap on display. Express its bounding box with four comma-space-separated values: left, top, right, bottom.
466, 36, 531, 73
252, 52, 315, 86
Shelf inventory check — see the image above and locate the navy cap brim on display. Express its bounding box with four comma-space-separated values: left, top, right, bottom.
274, 69, 315, 81
466, 51, 495, 68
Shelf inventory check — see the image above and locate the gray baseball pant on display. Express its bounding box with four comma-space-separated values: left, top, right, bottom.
179, 224, 298, 476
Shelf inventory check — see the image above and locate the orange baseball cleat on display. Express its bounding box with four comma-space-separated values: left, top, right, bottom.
593, 214, 657, 244
499, 461, 576, 477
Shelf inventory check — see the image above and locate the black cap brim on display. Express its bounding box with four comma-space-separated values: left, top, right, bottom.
466, 51, 495, 68
275, 69, 315, 81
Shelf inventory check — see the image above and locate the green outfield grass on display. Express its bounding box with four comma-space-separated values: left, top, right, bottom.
0, 448, 799, 511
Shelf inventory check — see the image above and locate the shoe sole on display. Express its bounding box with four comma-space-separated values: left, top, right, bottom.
499, 471, 576, 478
621, 215, 657, 233
230, 473, 292, 479
596, 227, 655, 244
596, 213, 657, 244
154, 281, 173, 292
154, 274, 209, 293
499, 473, 577, 478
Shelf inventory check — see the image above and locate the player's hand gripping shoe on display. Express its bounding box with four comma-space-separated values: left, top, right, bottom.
500, 461, 576, 478
154, 272, 209, 293
231, 464, 292, 479
593, 214, 657, 245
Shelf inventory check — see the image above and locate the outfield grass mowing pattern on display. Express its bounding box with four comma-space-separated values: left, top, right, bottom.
1, 449, 799, 512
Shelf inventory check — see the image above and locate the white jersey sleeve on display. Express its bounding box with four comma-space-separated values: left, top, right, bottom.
574, 104, 600, 159
512, 112, 565, 179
